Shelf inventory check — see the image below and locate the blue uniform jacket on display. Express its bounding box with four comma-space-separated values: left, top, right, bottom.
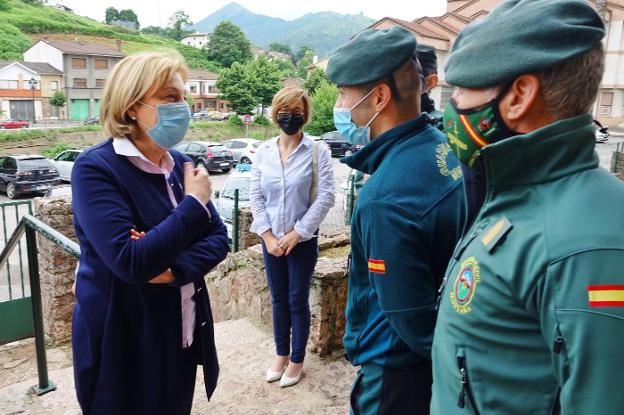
71, 139, 229, 415
342, 114, 466, 368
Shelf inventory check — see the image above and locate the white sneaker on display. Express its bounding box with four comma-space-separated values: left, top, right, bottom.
266, 366, 286, 382
279, 369, 303, 388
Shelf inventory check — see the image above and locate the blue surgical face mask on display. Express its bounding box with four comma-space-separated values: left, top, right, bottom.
137, 101, 191, 149
333, 89, 381, 146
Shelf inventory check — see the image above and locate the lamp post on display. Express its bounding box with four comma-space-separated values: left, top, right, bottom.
28, 77, 38, 125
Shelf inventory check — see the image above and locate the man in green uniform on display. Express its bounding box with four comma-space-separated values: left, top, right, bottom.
327, 26, 466, 414
431, 1, 624, 414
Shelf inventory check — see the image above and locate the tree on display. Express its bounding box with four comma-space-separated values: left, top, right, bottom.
304, 68, 328, 95
216, 62, 256, 114
50, 91, 67, 120
306, 80, 339, 135
295, 46, 314, 63
140, 26, 171, 38
118, 9, 140, 29
0, 0, 10, 12
297, 49, 315, 78
248, 57, 281, 115
186, 95, 196, 111
168, 10, 193, 41
269, 42, 292, 56
206, 21, 252, 68
273, 59, 298, 79
105, 7, 119, 25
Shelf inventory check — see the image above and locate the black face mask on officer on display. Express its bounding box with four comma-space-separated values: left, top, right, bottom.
277, 112, 305, 135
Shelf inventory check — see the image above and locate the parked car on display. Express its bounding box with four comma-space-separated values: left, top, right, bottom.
0, 120, 29, 129
594, 119, 609, 143
0, 155, 61, 199
214, 164, 252, 240
83, 116, 100, 126
222, 138, 262, 164
53, 149, 83, 182
192, 111, 209, 121
173, 141, 234, 173
207, 111, 229, 121
320, 131, 362, 157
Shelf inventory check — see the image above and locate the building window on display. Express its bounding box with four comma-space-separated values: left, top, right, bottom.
73, 78, 87, 88
71, 58, 87, 69
600, 91, 614, 116
0, 80, 19, 89
96, 79, 105, 88
439, 86, 455, 110
50, 81, 58, 90
208, 86, 220, 94
95, 59, 108, 70
189, 84, 197, 94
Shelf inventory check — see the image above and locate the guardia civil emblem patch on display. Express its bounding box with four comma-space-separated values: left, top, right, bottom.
478, 118, 492, 132
450, 257, 481, 314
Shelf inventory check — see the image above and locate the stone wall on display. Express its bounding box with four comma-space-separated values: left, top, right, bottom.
30, 197, 351, 356
612, 148, 624, 180
205, 229, 350, 356
236, 207, 261, 251
33, 197, 77, 345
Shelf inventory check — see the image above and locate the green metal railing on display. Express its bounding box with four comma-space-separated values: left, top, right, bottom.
232, 189, 240, 253
1, 201, 32, 302
0, 214, 80, 396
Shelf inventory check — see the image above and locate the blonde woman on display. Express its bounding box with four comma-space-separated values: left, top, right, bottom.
71, 51, 228, 415
250, 87, 335, 387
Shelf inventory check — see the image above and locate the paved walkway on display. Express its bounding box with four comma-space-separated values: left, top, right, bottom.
0, 319, 356, 414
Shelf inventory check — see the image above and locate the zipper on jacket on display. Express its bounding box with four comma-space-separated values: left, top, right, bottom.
554, 327, 564, 354
457, 351, 481, 415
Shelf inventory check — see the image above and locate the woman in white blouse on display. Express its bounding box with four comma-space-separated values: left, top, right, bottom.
250, 87, 335, 388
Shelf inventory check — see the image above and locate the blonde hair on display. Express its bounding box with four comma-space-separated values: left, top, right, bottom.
270, 87, 312, 126
101, 50, 189, 138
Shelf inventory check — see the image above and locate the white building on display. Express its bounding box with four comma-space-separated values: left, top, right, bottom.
181, 33, 211, 49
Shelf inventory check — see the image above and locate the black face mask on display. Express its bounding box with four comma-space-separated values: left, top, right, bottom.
278, 112, 305, 135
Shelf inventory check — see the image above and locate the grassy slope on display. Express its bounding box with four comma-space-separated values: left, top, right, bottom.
0, 0, 219, 70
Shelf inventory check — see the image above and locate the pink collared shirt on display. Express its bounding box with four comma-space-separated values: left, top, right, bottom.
113, 137, 199, 348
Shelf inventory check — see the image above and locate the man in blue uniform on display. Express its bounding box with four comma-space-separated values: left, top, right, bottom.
326, 26, 466, 414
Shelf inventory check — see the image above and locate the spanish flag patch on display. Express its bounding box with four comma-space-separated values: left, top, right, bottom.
587, 285, 624, 307
368, 259, 386, 274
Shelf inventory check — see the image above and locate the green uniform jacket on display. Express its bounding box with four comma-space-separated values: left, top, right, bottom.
431, 114, 624, 414
342, 114, 466, 368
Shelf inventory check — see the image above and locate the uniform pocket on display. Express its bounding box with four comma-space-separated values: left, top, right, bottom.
456, 346, 480, 415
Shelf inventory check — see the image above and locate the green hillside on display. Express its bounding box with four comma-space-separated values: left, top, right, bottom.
0, 0, 219, 71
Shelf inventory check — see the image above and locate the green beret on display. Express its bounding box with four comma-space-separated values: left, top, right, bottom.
445, 0, 605, 88
416, 44, 438, 76
327, 26, 417, 86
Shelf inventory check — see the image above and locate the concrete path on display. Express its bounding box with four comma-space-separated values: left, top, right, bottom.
0, 319, 356, 415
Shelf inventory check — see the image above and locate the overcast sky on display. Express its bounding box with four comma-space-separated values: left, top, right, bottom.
57, 0, 447, 28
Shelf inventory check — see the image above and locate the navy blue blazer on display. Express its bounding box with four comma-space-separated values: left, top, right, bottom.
71, 139, 229, 415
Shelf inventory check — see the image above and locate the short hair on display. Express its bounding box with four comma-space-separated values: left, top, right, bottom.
101, 50, 189, 139
537, 42, 604, 119
355, 58, 422, 114
270, 87, 312, 126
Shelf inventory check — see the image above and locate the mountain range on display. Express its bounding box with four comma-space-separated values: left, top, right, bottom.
192, 2, 376, 57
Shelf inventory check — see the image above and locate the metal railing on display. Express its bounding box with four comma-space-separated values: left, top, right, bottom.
0, 214, 80, 396
1, 201, 32, 303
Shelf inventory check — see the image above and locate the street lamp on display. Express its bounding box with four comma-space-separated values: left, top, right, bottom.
28, 77, 38, 125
